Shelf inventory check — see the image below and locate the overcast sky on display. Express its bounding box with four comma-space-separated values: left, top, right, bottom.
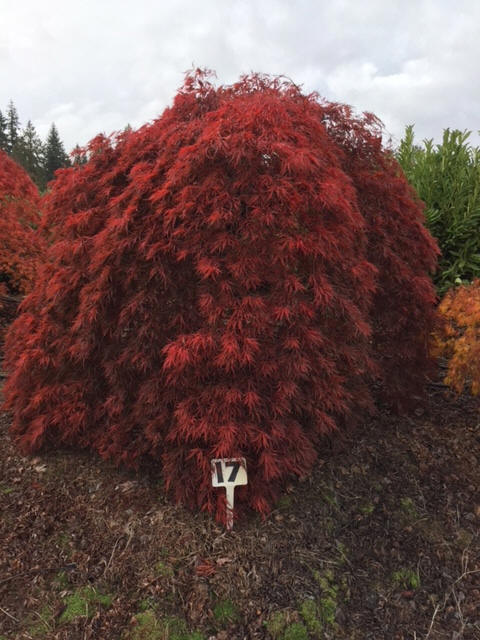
1, 0, 479, 152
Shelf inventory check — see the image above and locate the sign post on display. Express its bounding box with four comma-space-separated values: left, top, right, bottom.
211, 457, 248, 531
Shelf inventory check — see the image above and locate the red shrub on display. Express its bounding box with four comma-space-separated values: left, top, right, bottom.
0, 282, 6, 348
3, 73, 439, 521
0, 151, 44, 294
320, 106, 439, 405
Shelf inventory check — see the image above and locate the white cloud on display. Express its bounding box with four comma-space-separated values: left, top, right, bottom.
1, 0, 479, 151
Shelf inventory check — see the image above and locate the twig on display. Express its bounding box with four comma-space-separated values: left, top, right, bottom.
0, 572, 29, 586
0, 605, 19, 622
424, 550, 480, 639
452, 587, 466, 636
0, 563, 77, 586
424, 603, 440, 639
103, 536, 123, 575
32, 609, 51, 631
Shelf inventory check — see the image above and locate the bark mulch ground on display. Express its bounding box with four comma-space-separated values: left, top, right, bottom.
0, 378, 479, 639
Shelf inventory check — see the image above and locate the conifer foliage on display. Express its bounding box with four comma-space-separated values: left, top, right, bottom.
0, 100, 71, 190
0, 150, 44, 294
3, 73, 439, 520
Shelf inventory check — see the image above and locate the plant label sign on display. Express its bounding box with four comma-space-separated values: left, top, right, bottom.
211, 457, 247, 530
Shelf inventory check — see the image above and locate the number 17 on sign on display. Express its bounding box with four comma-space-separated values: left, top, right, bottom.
211, 458, 248, 530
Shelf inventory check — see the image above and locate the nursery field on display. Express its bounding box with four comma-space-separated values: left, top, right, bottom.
0, 375, 479, 640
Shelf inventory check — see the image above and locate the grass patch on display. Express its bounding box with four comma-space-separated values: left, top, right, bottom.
26, 604, 54, 637
392, 568, 420, 590
127, 611, 205, 640
320, 485, 337, 508
55, 532, 71, 550
299, 599, 322, 637
283, 622, 309, 640
265, 610, 288, 638
53, 570, 70, 590
399, 497, 418, 520
59, 586, 113, 624
138, 597, 157, 612
312, 569, 338, 627
213, 599, 238, 626
128, 610, 160, 640
161, 616, 204, 640
335, 541, 348, 566
359, 501, 375, 515
154, 560, 174, 578
276, 495, 292, 511
0, 484, 14, 494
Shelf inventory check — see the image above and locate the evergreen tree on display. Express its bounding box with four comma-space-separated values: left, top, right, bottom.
12, 120, 45, 189
43, 123, 70, 184
6, 100, 20, 153
0, 110, 8, 152
71, 144, 88, 166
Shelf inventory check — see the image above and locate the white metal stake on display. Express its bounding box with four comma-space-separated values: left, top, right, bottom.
225, 485, 235, 531
211, 457, 248, 532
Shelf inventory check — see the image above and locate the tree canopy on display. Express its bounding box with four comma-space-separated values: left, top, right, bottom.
3, 73, 438, 522
0, 100, 70, 190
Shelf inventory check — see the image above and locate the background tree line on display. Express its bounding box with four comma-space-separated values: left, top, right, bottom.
0, 100, 71, 191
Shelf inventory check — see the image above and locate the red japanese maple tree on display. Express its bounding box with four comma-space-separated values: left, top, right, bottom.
0, 151, 44, 294
3, 73, 439, 521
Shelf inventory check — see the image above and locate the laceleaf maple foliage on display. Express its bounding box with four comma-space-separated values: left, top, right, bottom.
321, 108, 440, 405
0, 282, 7, 346
432, 280, 480, 395
3, 72, 439, 521
0, 150, 44, 294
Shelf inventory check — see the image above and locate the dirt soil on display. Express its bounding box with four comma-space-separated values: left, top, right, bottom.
0, 375, 479, 639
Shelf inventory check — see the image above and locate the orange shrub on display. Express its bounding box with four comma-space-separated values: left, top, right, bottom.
432, 280, 480, 395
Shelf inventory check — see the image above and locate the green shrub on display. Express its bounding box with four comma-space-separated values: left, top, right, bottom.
397, 125, 480, 293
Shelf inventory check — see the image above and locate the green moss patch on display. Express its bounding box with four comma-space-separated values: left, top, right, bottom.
26, 604, 54, 638
283, 622, 309, 640
126, 611, 205, 640
299, 599, 323, 638
213, 599, 238, 626
154, 560, 174, 578
265, 610, 288, 638
392, 568, 420, 590
59, 586, 113, 624
312, 569, 338, 627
